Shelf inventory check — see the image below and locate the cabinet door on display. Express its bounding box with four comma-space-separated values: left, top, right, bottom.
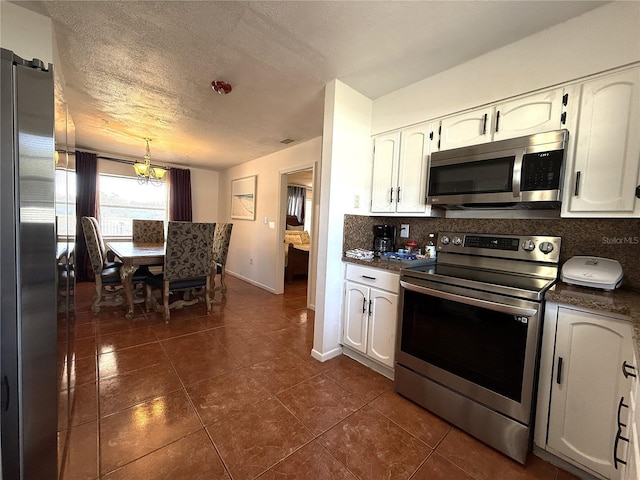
396, 124, 431, 213
370, 132, 399, 213
366, 288, 398, 368
342, 281, 368, 354
624, 349, 639, 480
492, 88, 564, 142
548, 307, 635, 479
438, 107, 494, 150
564, 68, 640, 216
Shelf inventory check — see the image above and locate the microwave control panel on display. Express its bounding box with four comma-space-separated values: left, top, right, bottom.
521, 149, 564, 191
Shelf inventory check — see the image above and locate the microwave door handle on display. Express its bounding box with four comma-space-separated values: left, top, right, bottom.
400, 281, 538, 317
512, 150, 524, 198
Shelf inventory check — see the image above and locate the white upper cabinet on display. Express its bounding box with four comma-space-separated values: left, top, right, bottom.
370, 132, 399, 213
371, 123, 433, 214
493, 89, 566, 142
562, 67, 640, 217
438, 87, 566, 151
439, 108, 494, 150
397, 124, 431, 212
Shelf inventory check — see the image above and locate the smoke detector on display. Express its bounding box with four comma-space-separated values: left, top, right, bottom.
211, 80, 232, 94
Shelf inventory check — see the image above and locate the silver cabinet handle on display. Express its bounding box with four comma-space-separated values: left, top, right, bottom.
574, 171, 581, 196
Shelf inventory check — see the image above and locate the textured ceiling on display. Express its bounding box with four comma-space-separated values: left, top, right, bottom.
16, 1, 605, 171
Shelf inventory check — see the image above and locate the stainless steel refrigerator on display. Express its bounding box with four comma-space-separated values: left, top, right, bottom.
1, 48, 57, 479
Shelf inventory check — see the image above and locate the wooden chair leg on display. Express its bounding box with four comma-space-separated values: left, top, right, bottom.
92, 277, 103, 314
205, 277, 212, 314
163, 281, 170, 323
220, 266, 227, 294
144, 284, 152, 312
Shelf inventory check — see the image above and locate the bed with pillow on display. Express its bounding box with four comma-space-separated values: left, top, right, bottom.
284, 216, 310, 283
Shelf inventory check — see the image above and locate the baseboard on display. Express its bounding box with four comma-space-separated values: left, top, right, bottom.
311, 346, 342, 362
225, 271, 276, 293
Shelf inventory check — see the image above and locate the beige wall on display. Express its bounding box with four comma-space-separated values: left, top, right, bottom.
219, 137, 322, 303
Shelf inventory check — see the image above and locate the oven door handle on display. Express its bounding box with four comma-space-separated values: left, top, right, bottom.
400, 281, 538, 317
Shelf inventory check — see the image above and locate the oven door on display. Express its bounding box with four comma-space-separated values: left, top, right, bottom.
396, 277, 542, 425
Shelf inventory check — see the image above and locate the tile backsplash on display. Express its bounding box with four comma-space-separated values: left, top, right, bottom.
344, 215, 640, 289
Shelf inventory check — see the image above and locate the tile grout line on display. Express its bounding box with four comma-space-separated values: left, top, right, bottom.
156, 331, 236, 480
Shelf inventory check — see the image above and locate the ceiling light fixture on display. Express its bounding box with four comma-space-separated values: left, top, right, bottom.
211, 80, 232, 94
133, 138, 167, 186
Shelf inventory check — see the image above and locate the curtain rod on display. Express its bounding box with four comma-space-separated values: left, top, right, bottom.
97, 154, 172, 170
55, 149, 171, 170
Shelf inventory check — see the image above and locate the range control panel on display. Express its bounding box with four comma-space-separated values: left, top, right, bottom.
438, 232, 561, 263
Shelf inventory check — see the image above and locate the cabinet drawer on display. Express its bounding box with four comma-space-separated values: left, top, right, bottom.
345, 264, 399, 293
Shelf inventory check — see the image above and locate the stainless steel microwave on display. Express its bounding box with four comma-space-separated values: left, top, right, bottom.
427, 129, 568, 209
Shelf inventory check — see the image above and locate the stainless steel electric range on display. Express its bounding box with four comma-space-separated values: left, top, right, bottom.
395, 231, 561, 464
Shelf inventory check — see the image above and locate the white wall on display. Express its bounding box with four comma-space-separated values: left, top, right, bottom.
372, 1, 640, 134
1, 1, 53, 65
191, 168, 219, 223
312, 80, 373, 361
219, 137, 322, 298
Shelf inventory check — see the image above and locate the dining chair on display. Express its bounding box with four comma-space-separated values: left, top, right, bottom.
144, 221, 216, 323
132, 219, 165, 243
86, 216, 121, 268
212, 223, 233, 295
132, 219, 165, 275
81, 216, 125, 314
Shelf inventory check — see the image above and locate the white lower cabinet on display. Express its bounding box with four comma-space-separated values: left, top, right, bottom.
537, 304, 637, 479
342, 264, 399, 369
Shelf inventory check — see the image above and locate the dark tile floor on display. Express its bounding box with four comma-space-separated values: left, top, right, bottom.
57, 276, 579, 480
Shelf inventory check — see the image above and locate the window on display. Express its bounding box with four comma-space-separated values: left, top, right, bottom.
98, 174, 167, 237
55, 168, 76, 239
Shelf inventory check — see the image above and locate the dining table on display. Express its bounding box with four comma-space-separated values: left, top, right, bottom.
106, 241, 165, 318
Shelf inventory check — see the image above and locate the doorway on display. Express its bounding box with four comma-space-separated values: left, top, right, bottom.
281, 167, 315, 307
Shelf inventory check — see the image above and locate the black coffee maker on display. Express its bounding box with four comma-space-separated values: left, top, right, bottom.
373, 224, 396, 256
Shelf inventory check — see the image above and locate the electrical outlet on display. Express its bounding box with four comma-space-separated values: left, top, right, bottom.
400, 224, 410, 238
249, 257, 253, 266
353, 195, 360, 208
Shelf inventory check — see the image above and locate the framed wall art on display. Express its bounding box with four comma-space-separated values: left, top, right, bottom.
230, 175, 256, 220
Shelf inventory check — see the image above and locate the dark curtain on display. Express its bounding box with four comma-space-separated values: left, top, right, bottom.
75, 151, 98, 282
287, 186, 306, 223
169, 168, 192, 221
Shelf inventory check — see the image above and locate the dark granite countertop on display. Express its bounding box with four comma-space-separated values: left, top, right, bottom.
546, 282, 640, 353
342, 256, 413, 272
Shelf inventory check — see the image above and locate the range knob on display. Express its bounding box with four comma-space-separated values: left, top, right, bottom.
539, 241, 554, 254
441, 236, 450, 245
452, 236, 463, 246
522, 240, 536, 252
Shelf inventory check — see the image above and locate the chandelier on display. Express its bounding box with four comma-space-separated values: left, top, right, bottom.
133, 138, 167, 186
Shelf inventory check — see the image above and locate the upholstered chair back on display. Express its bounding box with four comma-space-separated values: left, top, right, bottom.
164, 222, 215, 282
132, 219, 165, 243
87, 216, 107, 259
212, 223, 233, 267
81, 216, 104, 274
